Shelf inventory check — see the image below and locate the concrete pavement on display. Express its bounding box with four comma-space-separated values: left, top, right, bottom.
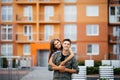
20, 67, 120, 80
20, 67, 53, 80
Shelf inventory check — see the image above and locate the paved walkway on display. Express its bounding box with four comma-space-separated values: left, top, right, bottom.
20, 67, 53, 80
20, 67, 120, 80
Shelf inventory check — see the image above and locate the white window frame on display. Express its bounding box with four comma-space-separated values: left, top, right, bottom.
23, 25, 32, 41
23, 44, 30, 55
109, 6, 120, 23
71, 44, 77, 54
71, 44, 77, 59
87, 44, 99, 55
2, 0, 12, 2
64, 5, 77, 22
1, 6, 12, 21
44, 25, 54, 41
1, 44, 13, 56
113, 44, 120, 55
113, 26, 120, 36
44, 6, 54, 21
24, 6, 32, 21
64, 0, 76, 2
1, 25, 12, 41
86, 5, 99, 16
64, 24, 77, 41
86, 24, 99, 36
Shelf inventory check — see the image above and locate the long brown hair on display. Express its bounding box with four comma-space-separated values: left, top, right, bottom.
48, 39, 62, 62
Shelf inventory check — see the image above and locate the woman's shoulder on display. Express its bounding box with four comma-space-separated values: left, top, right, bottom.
52, 50, 61, 56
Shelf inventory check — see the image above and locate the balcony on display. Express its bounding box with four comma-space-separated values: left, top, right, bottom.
109, 33, 119, 43
16, 15, 36, 23
16, 0, 37, 4
16, 32, 37, 43
109, 16, 120, 24
0, 33, 13, 41
39, 14, 60, 24
39, 0, 61, 4
15, 32, 60, 42
39, 32, 60, 41
109, 0, 120, 4
109, 52, 118, 59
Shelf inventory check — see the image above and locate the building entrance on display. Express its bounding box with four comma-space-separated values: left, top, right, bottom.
37, 50, 49, 67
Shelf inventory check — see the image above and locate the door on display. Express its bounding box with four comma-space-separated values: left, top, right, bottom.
24, 6, 32, 21
44, 25, 54, 41
24, 25, 32, 41
37, 50, 49, 67
44, 6, 54, 21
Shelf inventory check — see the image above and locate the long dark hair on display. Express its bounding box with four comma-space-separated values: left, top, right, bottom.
48, 39, 62, 62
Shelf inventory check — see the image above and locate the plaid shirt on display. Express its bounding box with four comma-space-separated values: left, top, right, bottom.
48, 51, 79, 80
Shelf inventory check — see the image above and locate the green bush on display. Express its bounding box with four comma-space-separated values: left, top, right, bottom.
87, 67, 99, 75
2, 58, 8, 68
99, 78, 106, 80
94, 61, 101, 67
114, 68, 120, 75
78, 61, 84, 66
12, 59, 16, 68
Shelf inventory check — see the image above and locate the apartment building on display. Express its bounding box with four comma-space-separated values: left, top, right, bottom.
109, 0, 120, 60
0, 0, 108, 66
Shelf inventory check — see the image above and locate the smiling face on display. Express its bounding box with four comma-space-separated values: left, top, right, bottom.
62, 41, 71, 51
54, 40, 61, 50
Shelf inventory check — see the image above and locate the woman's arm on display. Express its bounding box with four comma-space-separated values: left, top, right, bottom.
49, 56, 57, 67
49, 55, 65, 71
60, 48, 74, 66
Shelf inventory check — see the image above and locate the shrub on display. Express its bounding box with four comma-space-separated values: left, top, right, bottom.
78, 61, 84, 66
114, 68, 120, 75
87, 67, 99, 74
2, 58, 8, 68
94, 61, 101, 67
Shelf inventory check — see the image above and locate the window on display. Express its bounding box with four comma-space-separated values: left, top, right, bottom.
87, 44, 99, 55
113, 26, 120, 36
64, 24, 77, 41
113, 44, 119, 54
109, 6, 120, 22
24, 6, 32, 21
71, 44, 77, 58
2, 0, 12, 2
1, 25, 12, 41
1, 6, 12, 21
86, 24, 99, 36
86, 6, 99, 16
44, 6, 54, 21
23, 44, 30, 55
64, 5, 77, 22
44, 25, 54, 41
110, 7, 115, 15
24, 25, 32, 40
71, 44, 77, 54
1, 44, 13, 56
64, 0, 76, 2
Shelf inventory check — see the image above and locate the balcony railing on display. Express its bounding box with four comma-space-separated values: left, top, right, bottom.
16, 32, 37, 42
39, 32, 60, 41
109, 0, 120, 4
16, 15, 36, 22
0, 33, 14, 41
39, 0, 60, 3
16, 0, 37, 2
109, 16, 120, 23
16, 32, 60, 42
109, 33, 119, 43
39, 13, 60, 23
109, 52, 118, 59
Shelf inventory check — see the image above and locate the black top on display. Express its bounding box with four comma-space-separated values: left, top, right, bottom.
61, 53, 66, 61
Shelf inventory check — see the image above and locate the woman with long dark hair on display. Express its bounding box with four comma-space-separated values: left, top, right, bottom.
48, 38, 74, 67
